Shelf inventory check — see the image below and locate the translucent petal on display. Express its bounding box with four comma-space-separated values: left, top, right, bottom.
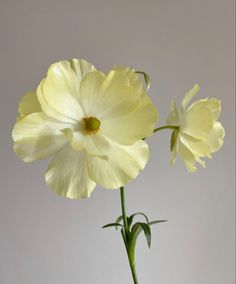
196, 157, 206, 168
18, 91, 41, 118
113, 66, 143, 92
180, 121, 224, 159
188, 98, 221, 121
45, 147, 96, 199
36, 60, 94, 122
82, 134, 112, 158
63, 128, 110, 158
177, 137, 197, 172
182, 103, 214, 140
68, 58, 96, 82
61, 128, 84, 152
206, 121, 225, 153
180, 133, 212, 158
12, 112, 68, 162
101, 94, 158, 144
167, 100, 179, 125
78, 71, 106, 116
87, 140, 149, 189
181, 84, 200, 110
79, 67, 144, 119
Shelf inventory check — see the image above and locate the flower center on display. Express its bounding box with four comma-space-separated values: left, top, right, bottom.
83, 116, 101, 134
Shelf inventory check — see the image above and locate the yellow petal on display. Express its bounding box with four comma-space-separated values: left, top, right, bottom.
112, 66, 143, 92
105, 66, 144, 94
101, 94, 158, 144
177, 137, 197, 172
12, 112, 68, 162
167, 100, 179, 125
87, 140, 149, 189
78, 71, 106, 116
182, 97, 222, 140
45, 147, 96, 199
181, 84, 200, 111
174, 123, 224, 171
180, 133, 212, 158
180, 120, 224, 160
188, 98, 221, 121
61, 128, 84, 152
37, 59, 95, 123
68, 58, 96, 82
206, 121, 225, 153
18, 91, 41, 118
79, 67, 144, 120
196, 157, 206, 168
63, 128, 110, 158
182, 103, 214, 140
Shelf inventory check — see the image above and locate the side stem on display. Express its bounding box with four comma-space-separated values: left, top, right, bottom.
154, 125, 179, 133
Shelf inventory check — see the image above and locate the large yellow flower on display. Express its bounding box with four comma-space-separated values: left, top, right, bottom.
12, 59, 158, 198
167, 84, 225, 172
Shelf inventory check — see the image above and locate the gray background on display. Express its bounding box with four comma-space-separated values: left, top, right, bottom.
0, 0, 235, 283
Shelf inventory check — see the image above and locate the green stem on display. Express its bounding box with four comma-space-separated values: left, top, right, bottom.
128, 258, 139, 284
120, 187, 128, 232
120, 187, 139, 284
154, 125, 179, 133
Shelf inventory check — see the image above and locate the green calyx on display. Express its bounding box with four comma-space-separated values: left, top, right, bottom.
170, 129, 179, 150
84, 116, 101, 134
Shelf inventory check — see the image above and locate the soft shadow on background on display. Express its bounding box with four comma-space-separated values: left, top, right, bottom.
0, 0, 235, 283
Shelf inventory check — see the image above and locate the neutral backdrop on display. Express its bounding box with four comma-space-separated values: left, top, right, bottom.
0, 0, 235, 283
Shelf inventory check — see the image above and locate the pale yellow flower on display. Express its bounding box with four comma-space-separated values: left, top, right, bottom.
167, 84, 225, 172
12, 59, 158, 198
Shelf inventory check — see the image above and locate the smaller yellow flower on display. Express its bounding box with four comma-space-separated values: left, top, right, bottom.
167, 84, 225, 172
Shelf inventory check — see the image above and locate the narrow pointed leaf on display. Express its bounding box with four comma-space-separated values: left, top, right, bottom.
127, 216, 133, 228
149, 220, 167, 226
139, 222, 152, 248
128, 223, 143, 261
130, 222, 151, 250
128, 212, 149, 228
102, 222, 124, 229
115, 215, 123, 225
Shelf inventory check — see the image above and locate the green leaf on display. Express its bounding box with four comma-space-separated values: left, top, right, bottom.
128, 223, 142, 261
130, 222, 152, 248
128, 212, 149, 228
149, 220, 167, 226
102, 222, 124, 229
115, 215, 123, 225
127, 216, 133, 228
139, 222, 151, 248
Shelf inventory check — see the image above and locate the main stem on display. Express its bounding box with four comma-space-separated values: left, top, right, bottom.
120, 187, 128, 232
120, 187, 139, 284
119, 125, 178, 283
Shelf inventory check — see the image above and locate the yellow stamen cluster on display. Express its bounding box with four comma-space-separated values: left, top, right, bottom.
83, 116, 101, 134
